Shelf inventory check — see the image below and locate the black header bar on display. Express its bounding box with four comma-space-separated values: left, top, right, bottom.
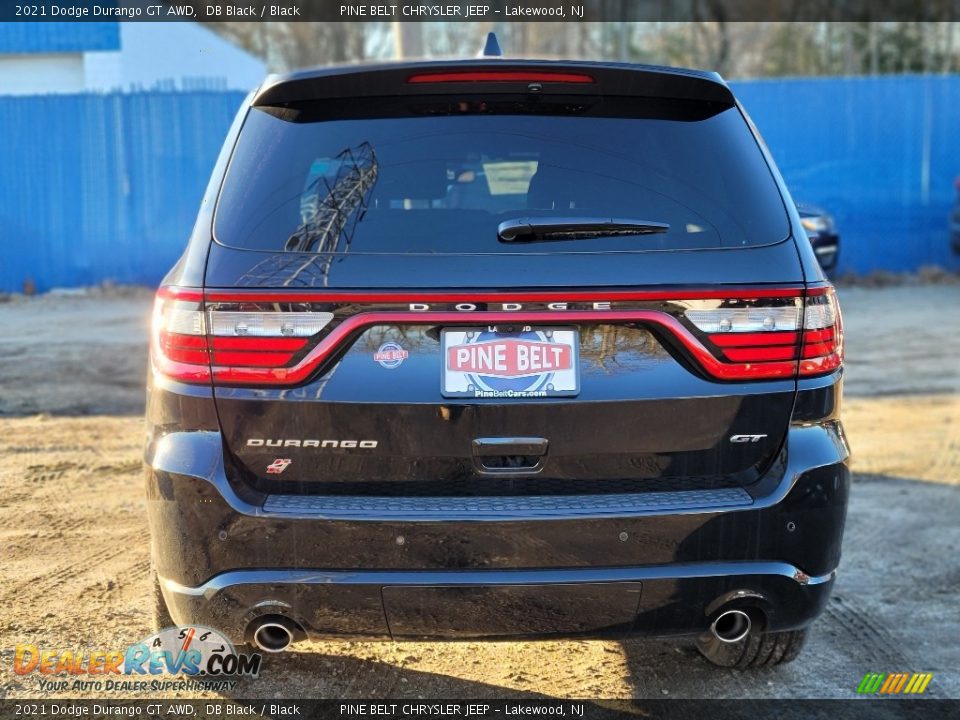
4, 0, 960, 23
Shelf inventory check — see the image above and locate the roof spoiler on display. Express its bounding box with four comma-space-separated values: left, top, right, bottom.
252, 60, 734, 107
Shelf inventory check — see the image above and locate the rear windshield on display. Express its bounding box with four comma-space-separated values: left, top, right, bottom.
214, 99, 788, 254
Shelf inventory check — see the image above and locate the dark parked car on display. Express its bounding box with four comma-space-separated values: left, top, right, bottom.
797, 202, 840, 273
146, 53, 848, 669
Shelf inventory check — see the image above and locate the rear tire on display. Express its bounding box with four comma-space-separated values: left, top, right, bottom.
696, 627, 809, 668
151, 565, 175, 632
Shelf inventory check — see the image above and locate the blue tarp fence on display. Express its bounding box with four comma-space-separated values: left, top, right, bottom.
1, 75, 958, 292
0, 91, 245, 293
731, 74, 960, 277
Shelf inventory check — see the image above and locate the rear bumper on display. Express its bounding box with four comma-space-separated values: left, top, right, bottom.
147, 421, 849, 643
161, 563, 834, 642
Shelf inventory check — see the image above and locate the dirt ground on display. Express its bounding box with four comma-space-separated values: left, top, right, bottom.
1, 285, 958, 700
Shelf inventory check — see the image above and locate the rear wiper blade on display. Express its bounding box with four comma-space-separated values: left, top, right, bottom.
497, 217, 670, 243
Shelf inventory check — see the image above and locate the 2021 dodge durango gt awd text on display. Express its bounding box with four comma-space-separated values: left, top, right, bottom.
145, 58, 849, 669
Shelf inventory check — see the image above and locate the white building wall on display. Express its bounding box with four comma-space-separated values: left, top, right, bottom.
0, 54, 85, 95
83, 50, 123, 91
114, 23, 265, 92
0, 23, 265, 95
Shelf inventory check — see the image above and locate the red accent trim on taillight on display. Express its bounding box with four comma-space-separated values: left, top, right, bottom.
155, 358, 211, 382
152, 288, 211, 383
407, 71, 595, 84
211, 351, 298, 367
160, 332, 207, 350
799, 354, 843, 375
208, 337, 309, 367
156, 286, 204, 302
709, 331, 799, 348
170, 348, 204, 362
203, 287, 804, 303
209, 310, 798, 385
801, 341, 834, 359
797, 287, 843, 377
163, 348, 210, 365
803, 328, 834, 344
722, 346, 798, 362
210, 337, 308, 352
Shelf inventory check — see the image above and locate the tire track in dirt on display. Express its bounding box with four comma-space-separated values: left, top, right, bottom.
1, 548, 129, 600
71, 556, 153, 609
24, 461, 78, 483
821, 597, 911, 668
99, 557, 152, 596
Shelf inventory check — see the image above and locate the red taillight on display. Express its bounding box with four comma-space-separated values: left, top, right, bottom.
158, 332, 208, 364
684, 286, 843, 379
684, 296, 802, 379
798, 287, 844, 376
151, 288, 332, 384
152, 288, 210, 382
407, 71, 595, 84
208, 336, 308, 367
204, 310, 330, 377
721, 345, 799, 362
708, 330, 801, 363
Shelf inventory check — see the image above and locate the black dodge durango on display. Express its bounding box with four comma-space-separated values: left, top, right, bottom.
145, 56, 849, 669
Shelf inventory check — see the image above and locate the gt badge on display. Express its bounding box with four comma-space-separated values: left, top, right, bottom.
266, 458, 292, 474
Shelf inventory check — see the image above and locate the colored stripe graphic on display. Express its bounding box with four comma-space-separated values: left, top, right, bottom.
912, 674, 933, 694
857, 673, 885, 694
857, 672, 932, 694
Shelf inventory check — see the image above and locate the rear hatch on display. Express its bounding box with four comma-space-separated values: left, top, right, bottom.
185, 62, 829, 497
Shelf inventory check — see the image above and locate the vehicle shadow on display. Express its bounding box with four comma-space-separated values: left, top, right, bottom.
216, 645, 560, 700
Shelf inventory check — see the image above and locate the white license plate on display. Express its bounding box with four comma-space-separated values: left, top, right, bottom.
441, 326, 580, 398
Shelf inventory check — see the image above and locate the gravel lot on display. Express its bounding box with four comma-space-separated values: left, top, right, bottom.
1, 284, 958, 700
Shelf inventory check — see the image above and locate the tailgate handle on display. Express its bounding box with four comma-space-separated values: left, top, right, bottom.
472, 437, 548, 475
473, 437, 548, 456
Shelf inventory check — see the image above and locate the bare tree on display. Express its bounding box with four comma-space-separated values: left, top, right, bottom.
205, 21, 388, 71
205, 20, 960, 78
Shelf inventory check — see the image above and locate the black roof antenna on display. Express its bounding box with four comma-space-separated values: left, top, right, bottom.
481, 32, 503, 58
